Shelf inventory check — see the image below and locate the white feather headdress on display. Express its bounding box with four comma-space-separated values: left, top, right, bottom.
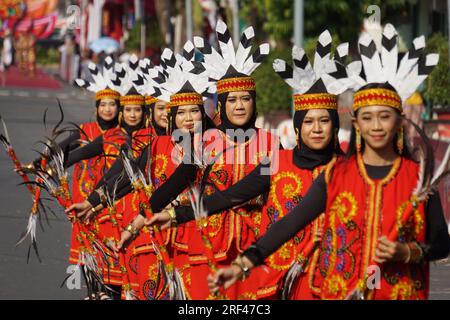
75, 56, 121, 100
112, 54, 143, 96
273, 30, 356, 111
194, 20, 270, 94
351, 23, 439, 111
132, 58, 169, 104
150, 41, 216, 106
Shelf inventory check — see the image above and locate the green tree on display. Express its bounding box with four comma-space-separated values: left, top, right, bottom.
424, 33, 450, 108
239, 0, 415, 48
125, 19, 165, 53
253, 48, 292, 114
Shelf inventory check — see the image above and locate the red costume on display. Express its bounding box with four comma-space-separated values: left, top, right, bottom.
69, 122, 105, 265
256, 150, 335, 299
187, 128, 276, 299
315, 154, 428, 300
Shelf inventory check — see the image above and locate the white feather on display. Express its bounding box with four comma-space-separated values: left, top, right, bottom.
381, 23, 398, 83
398, 54, 439, 102
243, 43, 270, 75
16, 213, 37, 246
431, 145, 450, 186
235, 26, 255, 70
313, 30, 332, 77
359, 32, 384, 83
281, 261, 302, 300
216, 20, 236, 66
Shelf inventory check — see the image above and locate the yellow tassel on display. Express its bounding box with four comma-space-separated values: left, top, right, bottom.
118, 111, 123, 125
356, 128, 362, 153
397, 126, 404, 155
146, 108, 152, 128
295, 127, 300, 148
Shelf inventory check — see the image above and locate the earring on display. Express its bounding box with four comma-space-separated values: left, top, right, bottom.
217, 101, 222, 119
118, 111, 123, 125
295, 128, 300, 148
356, 128, 362, 153
397, 126, 404, 155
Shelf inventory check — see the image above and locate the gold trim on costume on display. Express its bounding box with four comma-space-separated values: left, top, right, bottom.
145, 95, 158, 105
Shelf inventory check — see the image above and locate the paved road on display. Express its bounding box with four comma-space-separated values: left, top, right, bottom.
0, 85, 449, 300
0, 86, 95, 300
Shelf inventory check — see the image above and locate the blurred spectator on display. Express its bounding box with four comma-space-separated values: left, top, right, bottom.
79, 49, 95, 83
59, 34, 80, 84
1, 28, 13, 70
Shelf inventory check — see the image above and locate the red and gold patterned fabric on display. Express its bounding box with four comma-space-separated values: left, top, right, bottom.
254, 150, 334, 299
186, 128, 277, 299
315, 154, 428, 300
124, 135, 186, 299
69, 122, 106, 265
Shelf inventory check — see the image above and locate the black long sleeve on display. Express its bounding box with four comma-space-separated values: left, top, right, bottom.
149, 162, 199, 213
66, 135, 104, 168
58, 130, 82, 153
32, 131, 82, 169
244, 173, 327, 266
244, 164, 450, 266
89, 151, 198, 214
87, 145, 150, 206
175, 162, 271, 224
422, 192, 450, 261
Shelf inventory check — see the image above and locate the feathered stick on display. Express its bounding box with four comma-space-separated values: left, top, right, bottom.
188, 185, 226, 299
121, 150, 186, 300
24, 139, 109, 288
17, 100, 68, 261
14, 144, 49, 262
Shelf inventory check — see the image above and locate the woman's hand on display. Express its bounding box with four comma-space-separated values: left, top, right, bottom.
115, 231, 133, 255
144, 211, 172, 231
65, 200, 93, 220
374, 236, 410, 264
105, 239, 119, 257
207, 256, 254, 296
207, 265, 242, 296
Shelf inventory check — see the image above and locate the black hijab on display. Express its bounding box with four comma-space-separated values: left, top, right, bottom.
216, 70, 257, 133
95, 99, 120, 130
120, 104, 148, 136
217, 90, 257, 133
293, 109, 343, 170
148, 102, 167, 136
292, 79, 343, 170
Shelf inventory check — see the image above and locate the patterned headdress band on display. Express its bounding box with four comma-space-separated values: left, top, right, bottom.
353, 88, 402, 112
95, 89, 120, 101
294, 93, 337, 111
216, 76, 256, 95
169, 92, 203, 108
145, 95, 158, 105
120, 94, 145, 106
